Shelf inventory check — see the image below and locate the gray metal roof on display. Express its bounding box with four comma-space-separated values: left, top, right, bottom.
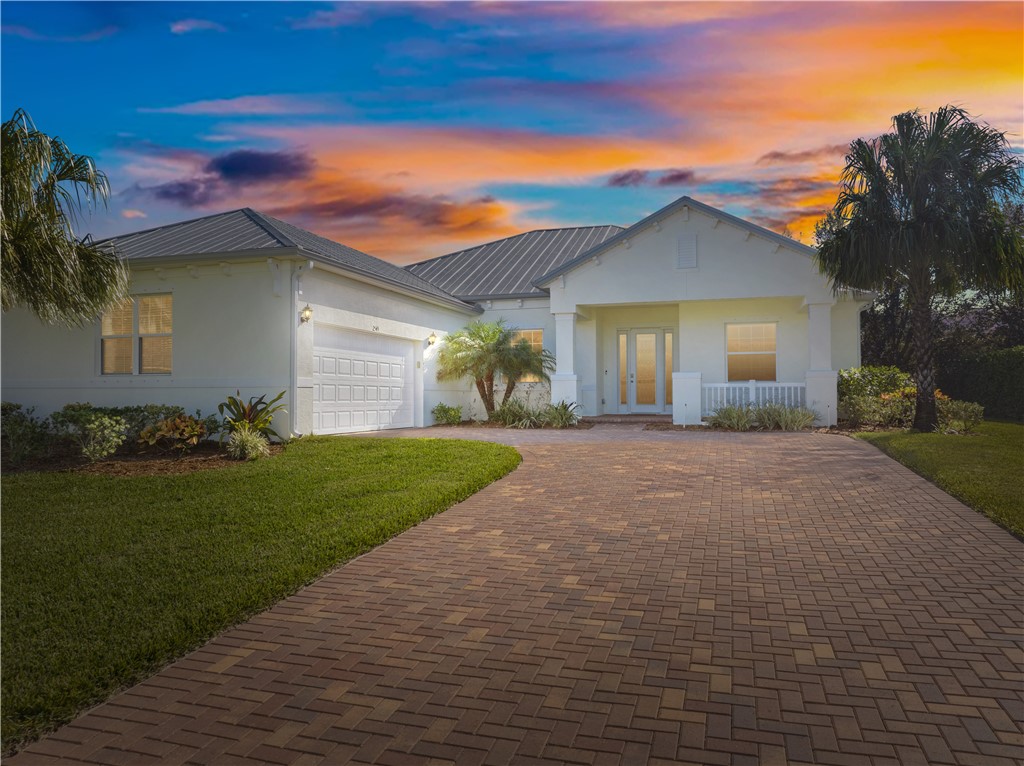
96, 209, 290, 258
99, 208, 479, 313
405, 225, 624, 300
534, 196, 816, 286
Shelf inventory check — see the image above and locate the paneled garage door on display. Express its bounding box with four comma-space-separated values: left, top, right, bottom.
312, 325, 416, 434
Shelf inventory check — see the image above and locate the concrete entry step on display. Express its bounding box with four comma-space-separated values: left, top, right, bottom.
582, 414, 672, 425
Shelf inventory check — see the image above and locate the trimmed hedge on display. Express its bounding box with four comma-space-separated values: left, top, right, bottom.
938, 346, 1024, 422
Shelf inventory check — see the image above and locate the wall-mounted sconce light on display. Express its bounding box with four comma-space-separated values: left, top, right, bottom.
427, 332, 438, 345
300, 304, 313, 323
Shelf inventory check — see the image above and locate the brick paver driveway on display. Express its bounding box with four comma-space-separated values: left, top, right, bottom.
15, 427, 1023, 765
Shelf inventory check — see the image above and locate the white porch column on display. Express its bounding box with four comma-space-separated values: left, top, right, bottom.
672, 372, 702, 425
805, 302, 837, 425
550, 312, 579, 405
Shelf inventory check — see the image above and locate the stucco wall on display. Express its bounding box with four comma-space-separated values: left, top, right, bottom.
1, 258, 293, 430
297, 267, 477, 431
546, 204, 835, 314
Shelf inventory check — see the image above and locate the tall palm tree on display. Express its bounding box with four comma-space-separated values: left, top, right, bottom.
1, 108, 128, 326
436, 319, 554, 417
815, 106, 1023, 430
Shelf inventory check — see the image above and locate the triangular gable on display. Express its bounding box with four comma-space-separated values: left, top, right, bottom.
533, 195, 816, 287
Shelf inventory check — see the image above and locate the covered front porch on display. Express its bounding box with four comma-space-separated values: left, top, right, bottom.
548, 297, 845, 426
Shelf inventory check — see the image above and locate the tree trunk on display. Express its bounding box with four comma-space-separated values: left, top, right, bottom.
484, 372, 496, 416
501, 376, 517, 406
909, 284, 938, 431
475, 378, 493, 417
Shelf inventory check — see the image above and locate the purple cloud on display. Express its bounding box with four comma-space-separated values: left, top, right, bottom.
170, 19, 227, 35
206, 150, 314, 184
138, 149, 315, 207
656, 168, 698, 186
757, 144, 848, 165
606, 169, 650, 187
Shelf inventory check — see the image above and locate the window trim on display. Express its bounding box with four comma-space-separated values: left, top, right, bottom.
725, 321, 777, 382
100, 293, 173, 376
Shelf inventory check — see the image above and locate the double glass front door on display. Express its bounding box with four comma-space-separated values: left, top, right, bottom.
618, 329, 673, 413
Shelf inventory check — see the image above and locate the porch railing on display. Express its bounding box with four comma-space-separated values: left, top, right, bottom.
701, 381, 806, 416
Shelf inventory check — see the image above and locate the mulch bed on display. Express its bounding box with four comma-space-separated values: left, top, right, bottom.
3, 442, 284, 477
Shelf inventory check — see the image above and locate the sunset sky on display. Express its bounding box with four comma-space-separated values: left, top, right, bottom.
2, 1, 1022, 263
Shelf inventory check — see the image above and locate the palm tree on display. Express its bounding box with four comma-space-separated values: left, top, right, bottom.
436, 319, 555, 417
815, 106, 1023, 430
2, 108, 128, 326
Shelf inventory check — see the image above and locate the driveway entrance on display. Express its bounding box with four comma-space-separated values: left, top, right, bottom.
14, 429, 1022, 765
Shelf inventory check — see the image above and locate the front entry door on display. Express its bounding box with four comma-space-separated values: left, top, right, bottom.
618, 330, 671, 413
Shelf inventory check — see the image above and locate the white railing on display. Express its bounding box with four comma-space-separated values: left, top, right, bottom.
702, 381, 806, 416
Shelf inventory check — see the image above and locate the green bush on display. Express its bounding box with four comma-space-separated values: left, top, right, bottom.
938, 346, 1023, 422
936, 399, 985, 434
752, 402, 817, 431
708, 404, 755, 431
226, 423, 270, 460
491, 398, 541, 429
839, 394, 915, 429
104, 404, 186, 442
139, 413, 211, 454
431, 402, 463, 426
1, 403, 54, 466
51, 405, 127, 462
540, 400, 581, 428
218, 391, 287, 441
838, 366, 913, 400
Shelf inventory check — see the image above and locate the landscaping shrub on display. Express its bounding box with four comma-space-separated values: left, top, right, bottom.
139, 413, 211, 454
936, 399, 985, 434
838, 365, 913, 400
491, 398, 542, 428
752, 402, 817, 431
51, 404, 126, 462
540, 400, 581, 428
431, 402, 463, 426
1, 403, 54, 466
226, 422, 270, 460
104, 404, 186, 443
708, 404, 754, 431
937, 346, 1023, 422
218, 391, 287, 441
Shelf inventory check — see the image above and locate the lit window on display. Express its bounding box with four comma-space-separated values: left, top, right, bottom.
512, 329, 544, 383
726, 323, 776, 381
101, 294, 173, 375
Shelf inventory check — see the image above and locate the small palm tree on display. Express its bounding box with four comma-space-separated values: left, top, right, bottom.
436, 319, 554, 417
1, 108, 128, 325
815, 106, 1023, 430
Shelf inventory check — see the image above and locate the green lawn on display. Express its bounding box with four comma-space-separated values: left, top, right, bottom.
857, 421, 1024, 538
1, 437, 520, 752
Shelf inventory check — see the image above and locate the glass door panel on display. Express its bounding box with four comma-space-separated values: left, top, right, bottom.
618, 333, 628, 406
665, 332, 673, 405
634, 333, 657, 406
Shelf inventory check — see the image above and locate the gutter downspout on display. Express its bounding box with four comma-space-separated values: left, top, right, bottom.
289, 260, 315, 438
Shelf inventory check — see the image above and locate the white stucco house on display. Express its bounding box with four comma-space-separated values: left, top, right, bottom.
1, 196, 868, 433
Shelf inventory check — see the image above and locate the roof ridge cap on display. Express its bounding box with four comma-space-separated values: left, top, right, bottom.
241, 208, 298, 249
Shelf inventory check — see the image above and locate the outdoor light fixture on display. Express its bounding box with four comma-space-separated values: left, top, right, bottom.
427, 332, 438, 345
300, 304, 313, 323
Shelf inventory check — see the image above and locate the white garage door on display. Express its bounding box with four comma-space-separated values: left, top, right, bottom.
312, 325, 416, 434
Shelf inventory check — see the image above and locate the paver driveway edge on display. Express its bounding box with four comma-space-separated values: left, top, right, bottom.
11, 429, 1023, 766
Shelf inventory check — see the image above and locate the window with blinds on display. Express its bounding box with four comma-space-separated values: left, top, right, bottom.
512, 329, 544, 383
726, 323, 776, 381
101, 294, 173, 375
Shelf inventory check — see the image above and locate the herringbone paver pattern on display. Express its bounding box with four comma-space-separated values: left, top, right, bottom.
12, 429, 1023, 765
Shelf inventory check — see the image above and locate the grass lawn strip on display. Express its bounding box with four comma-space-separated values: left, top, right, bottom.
1, 436, 520, 752
856, 421, 1024, 538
